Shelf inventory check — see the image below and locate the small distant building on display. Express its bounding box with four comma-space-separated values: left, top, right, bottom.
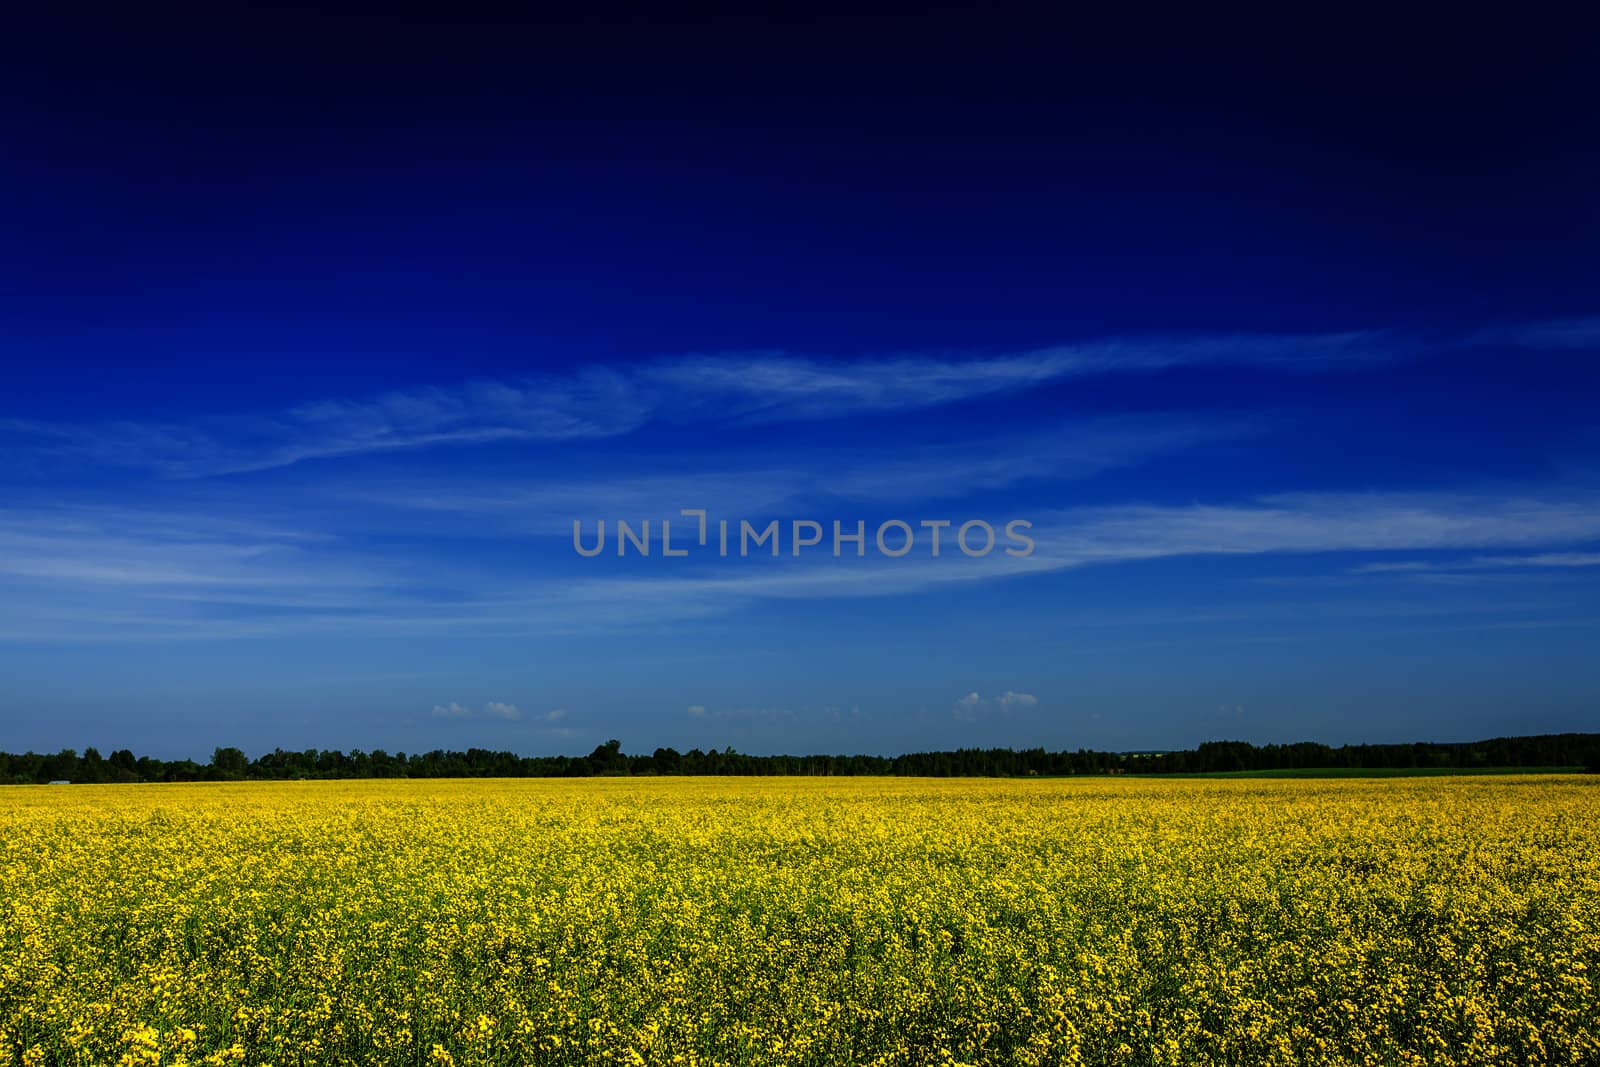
47, 779, 71, 785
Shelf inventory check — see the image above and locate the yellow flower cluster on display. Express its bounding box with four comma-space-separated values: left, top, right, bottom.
1, 776, 1596, 1065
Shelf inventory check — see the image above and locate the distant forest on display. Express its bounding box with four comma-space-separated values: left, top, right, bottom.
1, 733, 1597, 784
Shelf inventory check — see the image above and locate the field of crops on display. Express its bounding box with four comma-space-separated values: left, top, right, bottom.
1, 777, 1597, 1067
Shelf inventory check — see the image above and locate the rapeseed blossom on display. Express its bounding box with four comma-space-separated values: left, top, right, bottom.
0, 776, 1595, 1065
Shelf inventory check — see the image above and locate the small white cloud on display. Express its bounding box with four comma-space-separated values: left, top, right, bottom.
433, 700, 532, 721
686, 704, 707, 717
726, 706, 794, 721
544, 708, 568, 722
952, 691, 987, 720
955, 690, 1038, 719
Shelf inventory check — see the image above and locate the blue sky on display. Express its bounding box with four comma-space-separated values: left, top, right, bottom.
2, 6, 1598, 756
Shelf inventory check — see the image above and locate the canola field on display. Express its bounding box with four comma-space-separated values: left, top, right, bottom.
1, 777, 1597, 1067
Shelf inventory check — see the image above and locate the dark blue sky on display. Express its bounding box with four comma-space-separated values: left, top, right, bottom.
2, 4, 1598, 757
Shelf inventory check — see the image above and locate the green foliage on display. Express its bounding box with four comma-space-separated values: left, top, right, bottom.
0, 733, 1596, 784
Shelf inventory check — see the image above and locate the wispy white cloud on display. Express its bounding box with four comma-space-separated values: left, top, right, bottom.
1350, 551, 1600, 575
1471, 552, 1600, 568
1467, 316, 1600, 350
0, 368, 650, 478
1031, 492, 1600, 567
4, 488, 1600, 643
0, 507, 380, 591
0, 330, 1396, 478
641, 331, 1399, 423
334, 415, 1262, 534
549, 490, 1600, 609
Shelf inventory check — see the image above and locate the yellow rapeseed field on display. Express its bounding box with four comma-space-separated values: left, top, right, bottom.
1, 776, 1597, 1067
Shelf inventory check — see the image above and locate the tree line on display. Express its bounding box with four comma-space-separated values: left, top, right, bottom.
0, 733, 1596, 784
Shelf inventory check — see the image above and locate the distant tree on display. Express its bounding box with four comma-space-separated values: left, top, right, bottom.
2, 732, 1599, 782
587, 739, 626, 775
41, 749, 78, 782
211, 746, 248, 779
